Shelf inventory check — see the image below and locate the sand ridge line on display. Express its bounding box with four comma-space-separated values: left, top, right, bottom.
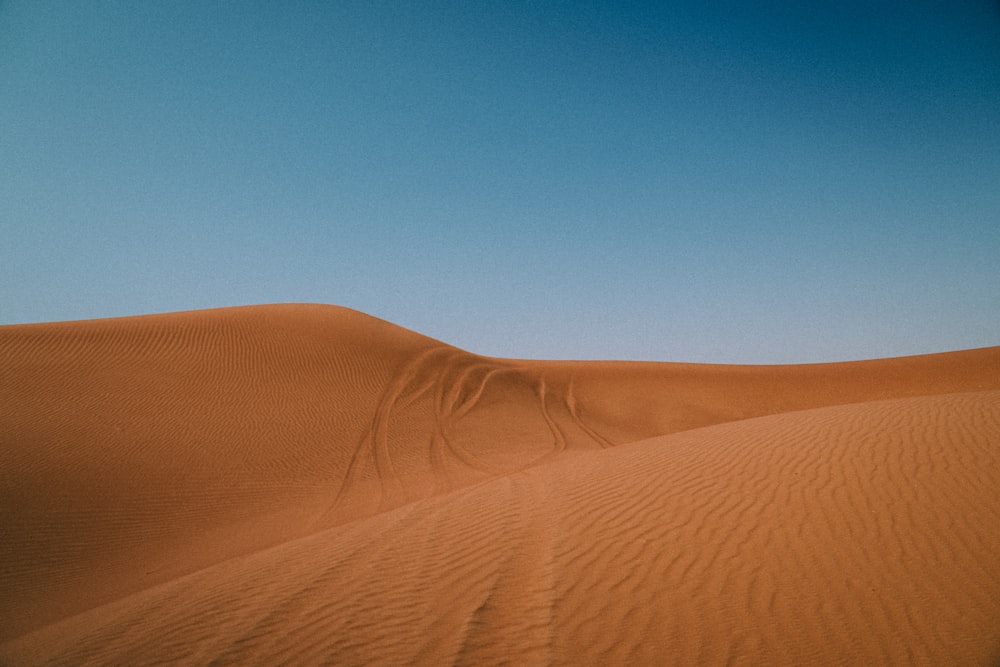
3, 306, 1000, 659
5, 391, 999, 665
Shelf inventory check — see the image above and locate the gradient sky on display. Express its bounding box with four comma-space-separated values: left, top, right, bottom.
2, 1, 999, 362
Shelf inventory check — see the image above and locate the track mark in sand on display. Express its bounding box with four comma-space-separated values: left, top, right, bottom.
448, 365, 502, 421
330, 346, 451, 513
565, 379, 616, 449
6, 392, 1000, 665
326, 348, 511, 521
432, 364, 507, 475
536, 378, 567, 458
435, 388, 508, 475
455, 474, 555, 666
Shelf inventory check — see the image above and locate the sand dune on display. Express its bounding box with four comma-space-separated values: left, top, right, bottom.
2, 304, 999, 664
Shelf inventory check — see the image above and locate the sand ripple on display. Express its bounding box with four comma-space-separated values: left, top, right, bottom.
2, 305, 999, 664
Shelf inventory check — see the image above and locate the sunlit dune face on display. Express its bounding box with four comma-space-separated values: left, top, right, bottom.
1, 305, 999, 664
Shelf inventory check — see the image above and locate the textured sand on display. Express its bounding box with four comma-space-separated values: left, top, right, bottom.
2, 304, 999, 665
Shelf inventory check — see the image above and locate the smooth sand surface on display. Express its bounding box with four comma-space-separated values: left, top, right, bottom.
2, 304, 999, 665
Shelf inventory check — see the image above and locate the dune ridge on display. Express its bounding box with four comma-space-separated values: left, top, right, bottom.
2, 304, 999, 664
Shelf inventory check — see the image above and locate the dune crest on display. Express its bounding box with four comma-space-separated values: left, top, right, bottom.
2, 304, 999, 664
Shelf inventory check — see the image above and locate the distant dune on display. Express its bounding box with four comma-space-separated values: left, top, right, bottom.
2, 304, 999, 665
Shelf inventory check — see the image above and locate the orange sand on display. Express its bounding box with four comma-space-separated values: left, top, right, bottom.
2, 304, 999, 665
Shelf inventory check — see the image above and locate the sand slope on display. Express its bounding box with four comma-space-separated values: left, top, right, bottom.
2, 304, 999, 664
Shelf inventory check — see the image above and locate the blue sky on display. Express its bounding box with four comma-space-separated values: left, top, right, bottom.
2, 1, 999, 362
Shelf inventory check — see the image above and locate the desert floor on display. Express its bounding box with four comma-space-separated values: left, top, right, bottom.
2, 304, 999, 665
